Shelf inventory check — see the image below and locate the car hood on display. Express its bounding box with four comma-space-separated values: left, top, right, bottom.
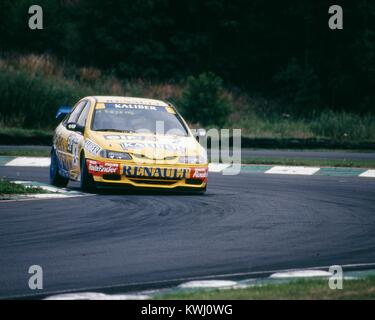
88, 132, 204, 160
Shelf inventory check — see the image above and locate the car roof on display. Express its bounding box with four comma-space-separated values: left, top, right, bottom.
90, 96, 169, 107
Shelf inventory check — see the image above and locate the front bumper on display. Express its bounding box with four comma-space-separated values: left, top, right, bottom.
86, 159, 208, 189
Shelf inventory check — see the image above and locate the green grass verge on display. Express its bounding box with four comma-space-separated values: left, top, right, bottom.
155, 276, 375, 300
0, 180, 47, 195
0, 127, 53, 145
1, 54, 375, 147
0, 127, 52, 138
241, 157, 375, 168
0, 150, 50, 157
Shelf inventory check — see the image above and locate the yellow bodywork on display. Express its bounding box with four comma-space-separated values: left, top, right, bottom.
53, 96, 208, 190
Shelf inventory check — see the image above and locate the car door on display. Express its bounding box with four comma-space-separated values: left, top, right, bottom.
68, 100, 91, 179
57, 100, 87, 178
65, 100, 91, 179
54, 100, 86, 176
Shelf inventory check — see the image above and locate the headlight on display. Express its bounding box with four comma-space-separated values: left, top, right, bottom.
100, 150, 132, 160
179, 154, 207, 164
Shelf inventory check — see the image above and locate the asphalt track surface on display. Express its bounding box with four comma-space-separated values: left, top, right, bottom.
1, 166, 375, 298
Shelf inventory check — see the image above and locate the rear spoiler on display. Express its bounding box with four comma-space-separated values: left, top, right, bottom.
56, 106, 72, 121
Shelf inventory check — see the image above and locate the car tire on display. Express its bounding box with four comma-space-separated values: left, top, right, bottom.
80, 155, 96, 192
197, 184, 207, 194
50, 148, 69, 187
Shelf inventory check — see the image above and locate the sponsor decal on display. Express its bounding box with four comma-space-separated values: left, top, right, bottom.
84, 139, 101, 155
104, 135, 149, 141
54, 136, 66, 159
123, 166, 190, 179
113, 103, 157, 110
67, 134, 78, 154
67, 134, 79, 167
98, 103, 169, 112
120, 142, 186, 153
87, 160, 119, 176
122, 166, 207, 180
191, 168, 208, 179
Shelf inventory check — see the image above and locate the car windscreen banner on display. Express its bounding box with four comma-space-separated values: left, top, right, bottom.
95, 103, 175, 114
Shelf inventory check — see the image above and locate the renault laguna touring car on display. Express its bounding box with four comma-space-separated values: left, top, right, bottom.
50, 96, 208, 192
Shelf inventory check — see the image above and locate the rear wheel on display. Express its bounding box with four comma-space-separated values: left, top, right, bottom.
80, 155, 96, 191
50, 149, 69, 187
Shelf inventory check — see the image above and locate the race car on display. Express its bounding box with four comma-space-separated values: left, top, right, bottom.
50, 96, 208, 192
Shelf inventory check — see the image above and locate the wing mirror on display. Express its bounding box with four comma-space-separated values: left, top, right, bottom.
194, 128, 207, 141
67, 122, 85, 134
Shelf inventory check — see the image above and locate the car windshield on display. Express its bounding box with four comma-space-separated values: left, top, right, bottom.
92, 103, 189, 136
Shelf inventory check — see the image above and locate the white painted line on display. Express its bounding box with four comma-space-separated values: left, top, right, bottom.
265, 166, 320, 175
208, 163, 231, 172
359, 170, 375, 178
270, 270, 332, 279
25, 194, 84, 199
45, 292, 150, 300
179, 280, 237, 289
1, 193, 91, 203
5, 157, 50, 167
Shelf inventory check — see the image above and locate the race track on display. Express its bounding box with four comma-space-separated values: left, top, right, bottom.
1, 166, 375, 298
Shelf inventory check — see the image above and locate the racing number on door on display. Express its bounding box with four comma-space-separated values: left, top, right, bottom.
67, 134, 79, 167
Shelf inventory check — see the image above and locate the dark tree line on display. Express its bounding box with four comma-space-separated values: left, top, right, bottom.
0, 0, 374, 114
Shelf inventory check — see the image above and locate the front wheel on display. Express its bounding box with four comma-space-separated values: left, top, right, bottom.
50, 149, 69, 187
200, 184, 207, 193
194, 184, 207, 194
80, 156, 96, 191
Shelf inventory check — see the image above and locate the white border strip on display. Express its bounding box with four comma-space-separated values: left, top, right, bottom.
359, 170, 375, 178
266, 166, 320, 175
179, 280, 237, 289
270, 270, 332, 278
5, 157, 50, 167
45, 292, 150, 300
208, 163, 231, 172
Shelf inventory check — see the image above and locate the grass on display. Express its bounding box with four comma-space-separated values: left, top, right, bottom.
241, 157, 375, 168
0, 53, 182, 130
0, 127, 53, 138
155, 276, 375, 300
0, 179, 46, 195
231, 111, 375, 141
0, 53, 374, 146
0, 150, 50, 157
0, 126, 53, 145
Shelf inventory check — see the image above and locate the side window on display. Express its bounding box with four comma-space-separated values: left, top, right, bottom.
67, 101, 86, 124
77, 101, 91, 127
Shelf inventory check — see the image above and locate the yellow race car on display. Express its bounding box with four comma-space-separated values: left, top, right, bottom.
50, 96, 208, 192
